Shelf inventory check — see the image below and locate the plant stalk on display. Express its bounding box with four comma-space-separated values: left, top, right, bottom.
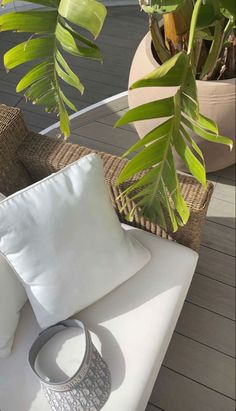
163, 0, 193, 54
187, 0, 203, 55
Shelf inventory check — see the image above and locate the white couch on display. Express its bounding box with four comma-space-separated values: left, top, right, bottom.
0, 225, 198, 411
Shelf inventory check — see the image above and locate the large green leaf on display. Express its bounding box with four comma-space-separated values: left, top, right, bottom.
4, 37, 55, 69
123, 118, 173, 157
182, 115, 233, 148
115, 97, 174, 127
1, 0, 106, 137
58, 0, 107, 38
173, 131, 206, 186
130, 52, 188, 88
0, 11, 57, 33
16, 61, 54, 92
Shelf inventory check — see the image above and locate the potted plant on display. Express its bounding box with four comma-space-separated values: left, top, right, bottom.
0, 0, 234, 232
127, 0, 236, 173
115, 0, 235, 230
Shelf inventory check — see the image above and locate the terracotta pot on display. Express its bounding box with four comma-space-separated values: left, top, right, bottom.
128, 33, 236, 173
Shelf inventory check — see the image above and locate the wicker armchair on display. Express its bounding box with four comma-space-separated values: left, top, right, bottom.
0, 104, 214, 251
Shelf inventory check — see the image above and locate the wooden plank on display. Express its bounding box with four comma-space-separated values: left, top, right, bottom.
187, 273, 235, 320
176, 302, 235, 357
16, 104, 57, 130
0, 91, 22, 107
163, 333, 235, 398
72, 121, 138, 150
151, 366, 236, 411
69, 95, 129, 129
202, 220, 235, 256
197, 246, 235, 287
207, 197, 235, 229
98, 109, 135, 132
68, 133, 125, 157
146, 404, 164, 411
213, 177, 236, 204
213, 165, 235, 181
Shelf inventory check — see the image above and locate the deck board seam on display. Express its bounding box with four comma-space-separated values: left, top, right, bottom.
148, 402, 166, 411
200, 243, 236, 259
206, 217, 236, 230
163, 366, 236, 401
174, 331, 235, 359
185, 300, 235, 322
195, 271, 236, 289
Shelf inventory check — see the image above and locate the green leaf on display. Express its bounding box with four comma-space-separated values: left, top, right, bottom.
197, 1, 222, 29
174, 132, 206, 186
115, 97, 174, 127
16, 60, 53, 92
182, 115, 233, 148
182, 66, 197, 102
218, 0, 236, 19
130, 51, 188, 89
61, 20, 102, 61
55, 59, 84, 94
180, 124, 205, 162
117, 135, 170, 184
198, 114, 219, 134
35, 89, 58, 112
59, 90, 77, 112
4, 36, 54, 69
123, 118, 173, 157
25, 77, 55, 102
58, 0, 107, 38
59, 100, 70, 138
195, 28, 214, 41
0, 11, 57, 33
56, 21, 102, 60
181, 93, 199, 120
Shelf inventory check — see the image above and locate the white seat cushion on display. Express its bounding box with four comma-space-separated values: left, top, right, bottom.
0, 192, 27, 358
0, 225, 198, 411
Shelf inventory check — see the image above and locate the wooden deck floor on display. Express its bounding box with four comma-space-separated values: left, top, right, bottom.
0, 5, 147, 132
45, 94, 236, 411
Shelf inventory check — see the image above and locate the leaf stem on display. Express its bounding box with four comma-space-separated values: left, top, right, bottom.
187, 0, 202, 55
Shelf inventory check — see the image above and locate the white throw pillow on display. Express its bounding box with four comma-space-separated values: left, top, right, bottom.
0, 192, 27, 358
0, 154, 151, 328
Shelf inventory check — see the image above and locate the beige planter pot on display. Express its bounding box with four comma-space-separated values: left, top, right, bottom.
128, 33, 236, 173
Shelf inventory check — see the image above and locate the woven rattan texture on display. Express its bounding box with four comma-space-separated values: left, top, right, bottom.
18, 132, 214, 251
0, 104, 32, 195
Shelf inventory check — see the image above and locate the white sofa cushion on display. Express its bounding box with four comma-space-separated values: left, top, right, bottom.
0, 192, 27, 358
0, 154, 150, 329
0, 225, 198, 411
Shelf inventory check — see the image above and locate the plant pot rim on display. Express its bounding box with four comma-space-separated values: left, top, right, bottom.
144, 32, 236, 85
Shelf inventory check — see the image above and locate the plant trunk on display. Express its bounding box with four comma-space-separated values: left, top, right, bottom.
163, 0, 193, 54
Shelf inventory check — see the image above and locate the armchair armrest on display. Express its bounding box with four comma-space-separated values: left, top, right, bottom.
17, 131, 214, 251
0, 104, 32, 195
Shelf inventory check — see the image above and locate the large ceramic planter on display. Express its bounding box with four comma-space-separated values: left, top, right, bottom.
128, 33, 236, 173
